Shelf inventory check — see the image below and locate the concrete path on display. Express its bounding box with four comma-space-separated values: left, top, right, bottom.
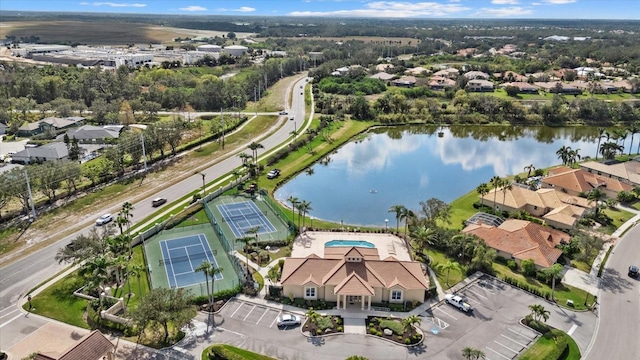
342, 318, 366, 335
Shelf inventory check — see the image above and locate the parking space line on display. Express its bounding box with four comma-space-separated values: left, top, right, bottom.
256, 308, 269, 324
508, 327, 536, 340
494, 340, 520, 354
435, 306, 458, 320
216, 327, 247, 338
243, 305, 256, 321
567, 324, 577, 336
465, 288, 488, 300
485, 347, 511, 360
270, 310, 282, 328
501, 334, 528, 348
230, 302, 244, 318
475, 281, 496, 294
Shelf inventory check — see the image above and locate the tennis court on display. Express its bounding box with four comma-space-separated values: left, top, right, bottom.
159, 234, 222, 289
217, 201, 276, 238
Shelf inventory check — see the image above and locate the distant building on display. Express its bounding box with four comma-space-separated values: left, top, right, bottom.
463, 71, 490, 80
17, 117, 85, 137
197, 44, 222, 52
466, 79, 494, 92
391, 76, 417, 88
11, 142, 69, 164
500, 82, 539, 94
223, 45, 248, 57
369, 72, 394, 81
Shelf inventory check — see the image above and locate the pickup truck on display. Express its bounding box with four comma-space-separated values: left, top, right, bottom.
445, 294, 473, 313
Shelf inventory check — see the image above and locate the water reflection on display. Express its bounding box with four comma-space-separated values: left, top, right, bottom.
275, 126, 602, 227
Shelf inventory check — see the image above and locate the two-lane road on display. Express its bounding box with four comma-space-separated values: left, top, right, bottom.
0, 76, 310, 350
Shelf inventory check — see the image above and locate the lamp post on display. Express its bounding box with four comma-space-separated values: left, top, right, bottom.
385, 219, 389, 232
197, 171, 206, 198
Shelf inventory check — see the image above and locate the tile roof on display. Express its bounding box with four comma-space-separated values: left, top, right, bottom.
334, 272, 375, 295
544, 167, 633, 193
463, 219, 569, 268
35, 330, 114, 360
579, 161, 640, 186
66, 125, 120, 140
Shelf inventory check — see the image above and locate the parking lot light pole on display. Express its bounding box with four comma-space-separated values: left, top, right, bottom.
385, 219, 389, 232
196, 171, 206, 198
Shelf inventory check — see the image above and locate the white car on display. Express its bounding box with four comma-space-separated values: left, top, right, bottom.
96, 213, 113, 226
277, 314, 301, 327
445, 294, 473, 313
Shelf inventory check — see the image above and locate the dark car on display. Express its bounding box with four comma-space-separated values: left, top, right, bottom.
629, 265, 639, 278
267, 169, 281, 179
152, 197, 167, 207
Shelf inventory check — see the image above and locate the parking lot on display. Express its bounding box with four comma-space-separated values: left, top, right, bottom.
219, 299, 305, 331
420, 276, 542, 360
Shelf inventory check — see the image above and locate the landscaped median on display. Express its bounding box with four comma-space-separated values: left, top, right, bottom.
203, 344, 276, 360
365, 315, 424, 346
301, 308, 344, 336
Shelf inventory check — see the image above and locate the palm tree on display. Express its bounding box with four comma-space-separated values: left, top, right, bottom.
388, 205, 406, 234
298, 200, 313, 231
196, 261, 213, 310
462, 347, 486, 360
524, 164, 535, 177
401, 314, 421, 332
599, 141, 623, 160
411, 225, 437, 252
556, 145, 571, 165
400, 208, 415, 247
208, 266, 223, 325
544, 263, 564, 301
528, 304, 550, 322
567, 147, 581, 166
489, 176, 502, 208
587, 188, 607, 216
287, 196, 300, 228
595, 127, 606, 160
79, 255, 112, 293
627, 122, 640, 156
128, 263, 145, 299
435, 260, 461, 287
237, 152, 251, 165
119, 201, 134, 256
476, 183, 489, 208
500, 181, 513, 210
247, 141, 264, 164
471, 245, 496, 272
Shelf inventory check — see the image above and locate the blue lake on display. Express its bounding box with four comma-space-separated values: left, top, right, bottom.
274, 126, 609, 227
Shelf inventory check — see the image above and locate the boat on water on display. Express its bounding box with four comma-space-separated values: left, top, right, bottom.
369, 189, 377, 194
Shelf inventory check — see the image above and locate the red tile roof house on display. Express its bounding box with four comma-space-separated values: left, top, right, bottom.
480, 184, 594, 230
463, 219, 570, 269
280, 246, 429, 311
34, 330, 115, 360
543, 166, 633, 200
579, 159, 640, 187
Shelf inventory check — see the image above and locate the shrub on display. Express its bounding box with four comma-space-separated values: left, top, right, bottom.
405, 338, 412, 344
379, 319, 404, 335
337, 326, 343, 332
521, 259, 537, 276
507, 260, 518, 271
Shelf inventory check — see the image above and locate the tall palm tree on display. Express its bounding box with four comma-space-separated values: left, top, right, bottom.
79, 255, 112, 293
555, 145, 571, 166
489, 176, 502, 208
388, 205, 406, 234
287, 196, 300, 228
435, 260, 461, 287
196, 261, 213, 310
237, 152, 250, 165
544, 263, 564, 301
119, 201, 134, 256
402, 209, 416, 241
599, 141, 623, 160
528, 304, 550, 322
297, 200, 313, 231
501, 181, 513, 210
595, 127, 606, 160
411, 225, 437, 252
476, 183, 489, 208
471, 245, 496, 272
523, 164, 536, 177
207, 266, 223, 325
587, 188, 607, 215
128, 263, 145, 300
567, 148, 581, 166
247, 141, 264, 164
236, 236, 254, 275
627, 122, 640, 156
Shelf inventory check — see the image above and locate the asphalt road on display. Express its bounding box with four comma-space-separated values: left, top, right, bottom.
585, 223, 640, 359
0, 75, 310, 351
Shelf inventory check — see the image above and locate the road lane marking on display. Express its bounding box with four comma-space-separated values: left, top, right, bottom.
466, 288, 488, 299
243, 305, 256, 321
230, 302, 243, 318
501, 334, 527, 348
435, 306, 458, 320
485, 347, 511, 360
216, 327, 247, 338
0, 308, 18, 320
270, 311, 282, 328
0, 313, 23, 329
494, 340, 520, 354
256, 308, 268, 324
567, 324, 578, 336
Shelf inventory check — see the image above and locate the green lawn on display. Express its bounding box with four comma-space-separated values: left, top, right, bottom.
601, 207, 635, 234
426, 250, 465, 290
520, 329, 580, 360
448, 189, 480, 230
203, 344, 276, 360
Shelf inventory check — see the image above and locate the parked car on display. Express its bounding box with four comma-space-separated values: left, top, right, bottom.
629, 265, 639, 278
267, 169, 281, 179
152, 197, 167, 207
445, 294, 473, 313
279, 110, 288, 115
289, 116, 294, 121
96, 213, 113, 226
277, 314, 301, 327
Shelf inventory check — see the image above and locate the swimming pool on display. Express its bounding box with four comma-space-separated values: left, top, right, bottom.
324, 240, 375, 248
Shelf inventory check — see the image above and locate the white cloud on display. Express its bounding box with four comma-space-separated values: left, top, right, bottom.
81, 2, 147, 7
542, 0, 576, 4
289, 1, 471, 17
477, 6, 534, 16
179, 5, 207, 11
532, 2, 542, 5
492, 0, 519, 4
217, 6, 257, 12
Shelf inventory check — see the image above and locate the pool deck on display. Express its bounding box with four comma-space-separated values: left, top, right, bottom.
292, 231, 412, 261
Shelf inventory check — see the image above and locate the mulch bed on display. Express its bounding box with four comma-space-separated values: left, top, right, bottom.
365, 316, 422, 345
200, 299, 227, 312
303, 315, 344, 336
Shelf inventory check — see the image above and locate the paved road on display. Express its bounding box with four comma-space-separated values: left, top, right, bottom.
586, 223, 640, 359
0, 75, 310, 351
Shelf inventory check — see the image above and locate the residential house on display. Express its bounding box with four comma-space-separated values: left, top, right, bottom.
17, 117, 85, 137
432, 68, 459, 79
466, 79, 494, 92
428, 76, 456, 90
457, 48, 477, 57
481, 184, 593, 229
11, 142, 69, 164
462, 219, 570, 269
34, 330, 115, 360
534, 81, 582, 95
580, 159, 640, 187
500, 82, 539, 94
375, 63, 394, 72
391, 76, 417, 88
280, 246, 429, 310
64, 125, 122, 144
404, 67, 428, 76
369, 72, 395, 81
543, 167, 633, 199
463, 71, 490, 80
498, 71, 528, 82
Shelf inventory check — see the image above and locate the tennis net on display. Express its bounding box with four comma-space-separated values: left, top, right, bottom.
159, 250, 217, 266
224, 212, 263, 222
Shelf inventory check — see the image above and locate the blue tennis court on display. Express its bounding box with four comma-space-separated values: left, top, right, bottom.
159, 234, 223, 289
217, 201, 277, 238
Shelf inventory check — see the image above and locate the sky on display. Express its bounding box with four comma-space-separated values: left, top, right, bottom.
0, 0, 638, 19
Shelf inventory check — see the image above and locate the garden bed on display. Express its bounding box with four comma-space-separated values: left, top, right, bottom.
365, 316, 423, 346
302, 315, 344, 336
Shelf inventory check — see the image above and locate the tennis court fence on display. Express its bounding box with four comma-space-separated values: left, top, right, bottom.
260, 189, 295, 230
